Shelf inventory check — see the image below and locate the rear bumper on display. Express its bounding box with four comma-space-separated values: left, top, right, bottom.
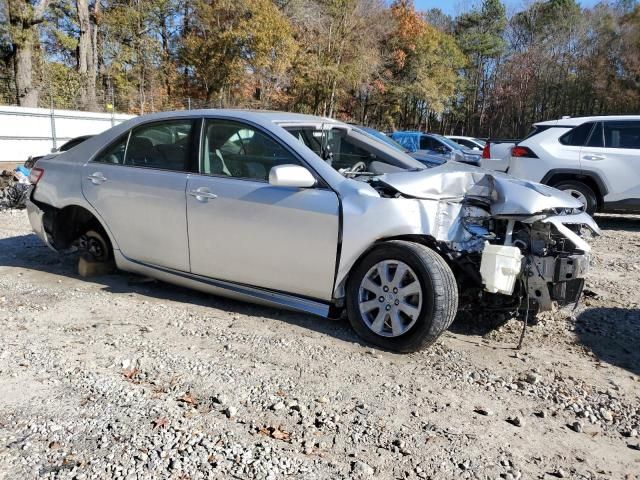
26, 195, 55, 251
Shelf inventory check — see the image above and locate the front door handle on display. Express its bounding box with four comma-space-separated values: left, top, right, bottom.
583, 154, 606, 161
88, 172, 107, 184
188, 187, 218, 201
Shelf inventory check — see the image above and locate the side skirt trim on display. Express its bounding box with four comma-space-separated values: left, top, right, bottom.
115, 252, 331, 318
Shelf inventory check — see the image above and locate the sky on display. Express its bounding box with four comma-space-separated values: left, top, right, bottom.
414, 0, 603, 16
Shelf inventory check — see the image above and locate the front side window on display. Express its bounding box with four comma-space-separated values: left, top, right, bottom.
202, 119, 301, 181
559, 122, 594, 146
419, 136, 436, 150
603, 121, 640, 149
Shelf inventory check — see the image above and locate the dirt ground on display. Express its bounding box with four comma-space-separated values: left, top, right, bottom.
0, 209, 638, 479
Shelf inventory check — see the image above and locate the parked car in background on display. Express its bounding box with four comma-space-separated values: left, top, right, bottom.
446, 135, 485, 151
479, 139, 519, 172
27, 110, 598, 352
507, 115, 640, 214
391, 131, 482, 165
355, 126, 445, 167
26, 135, 95, 168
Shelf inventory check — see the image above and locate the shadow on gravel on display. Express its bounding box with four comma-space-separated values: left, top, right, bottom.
448, 313, 511, 337
593, 214, 640, 232
576, 307, 640, 376
0, 233, 365, 348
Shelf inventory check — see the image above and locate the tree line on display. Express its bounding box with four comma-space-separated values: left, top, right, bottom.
1, 0, 639, 138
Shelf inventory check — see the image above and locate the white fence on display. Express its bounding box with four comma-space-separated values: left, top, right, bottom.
0, 106, 135, 164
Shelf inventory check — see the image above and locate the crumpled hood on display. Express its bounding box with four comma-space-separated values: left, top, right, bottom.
377, 162, 583, 215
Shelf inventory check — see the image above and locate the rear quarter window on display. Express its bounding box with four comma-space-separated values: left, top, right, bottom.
559, 122, 595, 146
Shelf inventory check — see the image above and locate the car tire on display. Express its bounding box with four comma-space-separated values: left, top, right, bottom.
346, 240, 458, 353
552, 180, 598, 215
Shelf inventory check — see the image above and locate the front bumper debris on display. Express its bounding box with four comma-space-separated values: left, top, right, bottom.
541, 212, 600, 253
527, 253, 590, 311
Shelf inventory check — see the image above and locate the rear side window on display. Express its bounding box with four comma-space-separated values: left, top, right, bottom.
559, 122, 594, 146
93, 134, 129, 165
126, 120, 194, 170
93, 120, 195, 171
603, 121, 640, 149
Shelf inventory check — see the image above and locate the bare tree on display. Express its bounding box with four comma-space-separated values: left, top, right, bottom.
7, 0, 50, 107
77, 0, 100, 110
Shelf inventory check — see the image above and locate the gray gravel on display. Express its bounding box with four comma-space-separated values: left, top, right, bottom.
0, 209, 639, 479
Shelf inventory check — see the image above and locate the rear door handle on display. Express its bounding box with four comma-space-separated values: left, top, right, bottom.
87, 172, 107, 184
188, 187, 218, 201
583, 154, 606, 161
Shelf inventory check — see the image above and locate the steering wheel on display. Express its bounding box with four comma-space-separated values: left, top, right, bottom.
350, 161, 367, 173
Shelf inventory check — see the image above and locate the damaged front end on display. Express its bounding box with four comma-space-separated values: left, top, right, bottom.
459, 209, 598, 314
374, 163, 600, 316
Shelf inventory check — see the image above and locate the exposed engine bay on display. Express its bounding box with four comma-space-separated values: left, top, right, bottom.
356, 163, 600, 316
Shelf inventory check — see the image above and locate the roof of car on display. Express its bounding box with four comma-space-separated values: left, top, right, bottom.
535, 115, 640, 127
127, 109, 341, 126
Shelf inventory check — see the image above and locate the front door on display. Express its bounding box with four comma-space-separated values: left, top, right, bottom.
82, 119, 196, 271
186, 118, 340, 301
581, 120, 640, 204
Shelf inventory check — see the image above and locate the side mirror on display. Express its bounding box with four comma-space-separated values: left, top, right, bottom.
51, 147, 58, 153
269, 164, 316, 188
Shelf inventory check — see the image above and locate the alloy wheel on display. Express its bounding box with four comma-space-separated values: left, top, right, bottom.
358, 260, 423, 337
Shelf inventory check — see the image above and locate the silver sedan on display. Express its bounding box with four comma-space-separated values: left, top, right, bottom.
26, 110, 599, 352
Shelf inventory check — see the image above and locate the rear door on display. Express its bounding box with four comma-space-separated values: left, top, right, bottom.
185, 118, 340, 300
582, 120, 640, 203
82, 118, 196, 271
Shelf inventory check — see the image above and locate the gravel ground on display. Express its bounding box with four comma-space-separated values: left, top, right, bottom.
0, 209, 638, 479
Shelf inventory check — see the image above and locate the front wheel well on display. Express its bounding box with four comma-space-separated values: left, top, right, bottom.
336, 235, 447, 297
544, 173, 604, 210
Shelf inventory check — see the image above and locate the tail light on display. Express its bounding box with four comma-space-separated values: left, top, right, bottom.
511, 146, 538, 158
482, 143, 490, 159
29, 167, 44, 185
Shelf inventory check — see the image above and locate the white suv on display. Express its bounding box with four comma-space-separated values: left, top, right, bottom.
508, 115, 640, 214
